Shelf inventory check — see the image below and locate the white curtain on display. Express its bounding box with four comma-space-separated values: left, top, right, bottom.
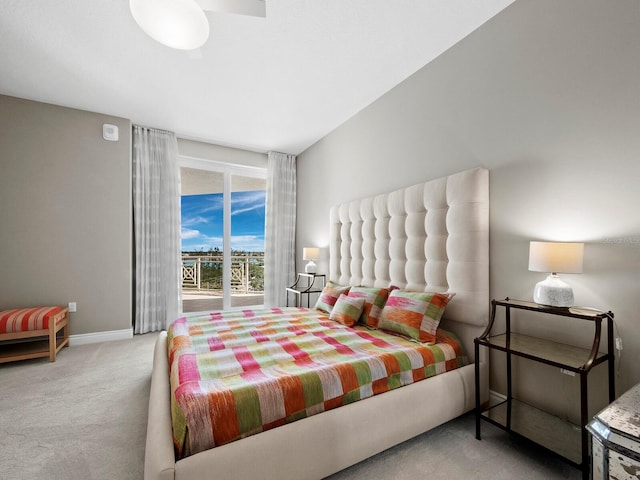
132, 125, 181, 333
264, 152, 296, 307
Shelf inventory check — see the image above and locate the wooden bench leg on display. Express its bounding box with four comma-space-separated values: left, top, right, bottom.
51, 311, 70, 362
49, 317, 56, 362
58, 313, 70, 353
63, 321, 70, 349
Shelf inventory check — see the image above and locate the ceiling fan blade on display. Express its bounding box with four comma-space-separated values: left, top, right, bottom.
196, 0, 266, 17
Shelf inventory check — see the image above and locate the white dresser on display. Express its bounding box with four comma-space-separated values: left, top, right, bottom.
588, 384, 640, 479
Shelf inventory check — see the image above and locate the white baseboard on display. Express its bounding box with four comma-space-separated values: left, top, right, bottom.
69, 328, 133, 346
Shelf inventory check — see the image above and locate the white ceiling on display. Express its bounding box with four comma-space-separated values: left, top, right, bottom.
0, 0, 515, 155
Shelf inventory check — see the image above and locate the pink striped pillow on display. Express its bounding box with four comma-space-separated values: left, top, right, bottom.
314, 282, 351, 313
347, 286, 389, 328
378, 290, 454, 344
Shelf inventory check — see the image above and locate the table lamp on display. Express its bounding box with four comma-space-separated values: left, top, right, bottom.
528, 241, 584, 307
303, 247, 319, 274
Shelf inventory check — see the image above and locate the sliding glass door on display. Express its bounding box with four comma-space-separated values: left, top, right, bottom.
180, 157, 266, 313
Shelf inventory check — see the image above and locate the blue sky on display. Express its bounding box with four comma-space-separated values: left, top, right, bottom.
181, 191, 266, 253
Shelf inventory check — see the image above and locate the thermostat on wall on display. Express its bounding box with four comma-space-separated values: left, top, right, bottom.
103, 124, 119, 141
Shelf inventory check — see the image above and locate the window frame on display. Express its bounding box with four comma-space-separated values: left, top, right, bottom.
180, 155, 267, 311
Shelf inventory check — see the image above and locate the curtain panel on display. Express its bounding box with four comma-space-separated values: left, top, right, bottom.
264, 152, 296, 307
132, 125, 181, 333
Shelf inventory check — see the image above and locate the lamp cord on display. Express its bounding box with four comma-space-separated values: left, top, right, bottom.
608, 313, 622, 379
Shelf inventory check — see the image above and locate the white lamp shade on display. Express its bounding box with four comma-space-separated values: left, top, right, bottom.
529, 241, 584, 307
528, 242, 584, 274
130, 0, 210, 50
303, 248, 319, 261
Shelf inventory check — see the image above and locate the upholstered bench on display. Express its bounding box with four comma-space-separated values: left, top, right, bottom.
0, 306, 70, 363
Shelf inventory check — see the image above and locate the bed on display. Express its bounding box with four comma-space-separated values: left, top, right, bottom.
144, 166, 489, 480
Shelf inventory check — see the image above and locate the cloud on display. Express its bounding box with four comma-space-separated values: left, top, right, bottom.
231, 191, 266, 216
181, 228, 201, 240
233, 191, 265, 204
231, 235, 265, 252
199, 196, 224, 214
231, 205, 263, 216
182, 232, 225, 252
181, 215, 209, 228
182, 194, 223, 218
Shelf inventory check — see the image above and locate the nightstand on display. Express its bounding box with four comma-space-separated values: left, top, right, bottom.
475, 298, 615, 480
285, 273, 326, 307
588, 383, 640, 480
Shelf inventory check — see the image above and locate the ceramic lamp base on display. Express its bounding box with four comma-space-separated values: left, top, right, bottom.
533, 274, 574, 307
304, 261, 316, 274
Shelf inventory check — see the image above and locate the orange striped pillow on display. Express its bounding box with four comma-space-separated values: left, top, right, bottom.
329, 294, 365, 327
347, 286, 389, 328
378, 290, 454, 344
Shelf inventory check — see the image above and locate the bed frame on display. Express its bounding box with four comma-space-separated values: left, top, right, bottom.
144, 167, 489, 480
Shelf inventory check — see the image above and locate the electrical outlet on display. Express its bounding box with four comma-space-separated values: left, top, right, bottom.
616, 337, 623, 351
560, 368, 576, 377
68, 302, 77, 313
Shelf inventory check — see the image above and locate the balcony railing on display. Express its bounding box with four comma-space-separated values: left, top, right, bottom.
181, 254, 264, 294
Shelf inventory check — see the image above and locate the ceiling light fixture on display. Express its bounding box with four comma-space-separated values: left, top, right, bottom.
197, 0, 266, 18
130, 0, 266, 51
129, 0, 210, 51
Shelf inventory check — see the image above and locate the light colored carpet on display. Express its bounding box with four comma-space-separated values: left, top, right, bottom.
0, 333, 158, 480
0, 333, 582, 480
328, 411, 581, 480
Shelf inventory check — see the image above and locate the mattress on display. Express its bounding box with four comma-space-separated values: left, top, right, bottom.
168, 306, 467, 459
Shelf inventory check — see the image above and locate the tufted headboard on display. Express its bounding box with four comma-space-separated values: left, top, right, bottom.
329, 167, 489, 351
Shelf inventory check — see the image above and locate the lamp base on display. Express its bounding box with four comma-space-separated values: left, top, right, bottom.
304, 260, 317, 274
533, 274, 574, 307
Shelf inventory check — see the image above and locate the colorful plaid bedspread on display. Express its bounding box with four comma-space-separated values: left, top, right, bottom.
167, 307, 467, 458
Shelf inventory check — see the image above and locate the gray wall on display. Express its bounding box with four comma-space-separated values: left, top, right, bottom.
0, 98, 267, 337
0, 95, 132, 335
297, 0, 640, 419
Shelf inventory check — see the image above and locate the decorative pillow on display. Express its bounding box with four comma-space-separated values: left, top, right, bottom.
378, 290, 454, 344
348, 286, 389, 328
314, 281, 351, 313
329, 294, 365, 327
